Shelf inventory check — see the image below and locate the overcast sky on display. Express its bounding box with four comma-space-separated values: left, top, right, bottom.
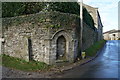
79, 0, 119, 32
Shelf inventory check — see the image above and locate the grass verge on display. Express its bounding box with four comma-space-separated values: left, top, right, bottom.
1, 54, 51, 71
84, 40, 106, 57
0, 40, 106, 71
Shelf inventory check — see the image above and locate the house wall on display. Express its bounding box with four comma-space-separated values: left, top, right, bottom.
103, 30, 120, 40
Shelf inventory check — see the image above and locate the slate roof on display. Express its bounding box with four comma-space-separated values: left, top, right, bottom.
103, 30, 120, 34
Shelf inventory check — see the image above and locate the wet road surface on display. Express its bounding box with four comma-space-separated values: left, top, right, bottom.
53, 40, 119, 78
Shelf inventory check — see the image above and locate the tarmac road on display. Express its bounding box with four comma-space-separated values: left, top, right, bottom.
52, 40, 120, 78
1, 40, 120, 79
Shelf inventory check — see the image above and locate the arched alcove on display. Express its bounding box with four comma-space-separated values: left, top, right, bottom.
50, 30, 74, 64
56, 35, 66, 60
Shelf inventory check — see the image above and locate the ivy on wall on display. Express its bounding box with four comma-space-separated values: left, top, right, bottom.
2, 2, 46, 18
83, 8, 95, 30
2, 2, 79, 18
48, 2, 80, 15
2, 2, 95, 30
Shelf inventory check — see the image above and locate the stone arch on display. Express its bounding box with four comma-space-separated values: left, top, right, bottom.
51, 30, 73, 63
51, 30, 72, 40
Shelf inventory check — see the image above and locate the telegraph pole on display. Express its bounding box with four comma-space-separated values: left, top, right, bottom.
0, 2, 2, 54
80, 0, 83, 52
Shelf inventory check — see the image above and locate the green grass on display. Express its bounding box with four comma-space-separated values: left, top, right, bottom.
0, 40, 106, 71
0, 55, 2, 65
1, 54, 51, 71
84, 40, 106, 57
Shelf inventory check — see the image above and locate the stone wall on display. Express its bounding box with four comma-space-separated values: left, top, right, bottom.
82, 22, 97, 51
83, 4, 98, 29
2, 11, 97, 65
83, 4, 103, 41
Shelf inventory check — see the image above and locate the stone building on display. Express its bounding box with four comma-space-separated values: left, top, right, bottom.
103, 29, 120, 40
83, 4, 103, 41
0, 4, 103, 65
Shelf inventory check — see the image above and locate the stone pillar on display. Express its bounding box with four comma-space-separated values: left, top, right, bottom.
44, 39, 51, 65
0, 38, 4, 55
73, 39, 78, 61
23, 37, 30, 62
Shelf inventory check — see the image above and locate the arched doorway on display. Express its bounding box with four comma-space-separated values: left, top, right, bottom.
56, 35, 66, 60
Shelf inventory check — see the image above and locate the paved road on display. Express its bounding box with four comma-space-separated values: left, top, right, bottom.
1, 40, 119, 78
52, 40, 120, 78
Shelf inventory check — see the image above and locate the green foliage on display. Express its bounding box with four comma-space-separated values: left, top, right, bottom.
0, 55, 2, 65
83, 8, 95, 30
48, 2, 80, 15
21, 2, 46, 14
2, 2, 80, 17
39, 18, 46, 23
2, 2, 92, 18
2, 2, 46, 18
1, 54, 51, 71
84, 40, 106, 57
2, 2, 95, 30
46, 24, 61, 28
2, 2, 24, 17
